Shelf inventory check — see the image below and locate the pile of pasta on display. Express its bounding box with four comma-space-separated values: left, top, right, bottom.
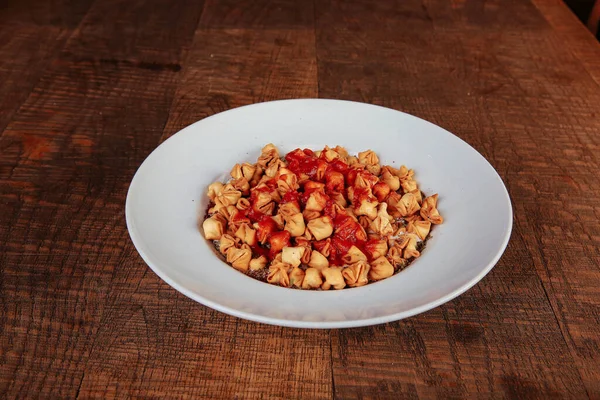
202, 144, 443, 290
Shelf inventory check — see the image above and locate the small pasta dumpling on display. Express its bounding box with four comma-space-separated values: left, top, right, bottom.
217, 183, 242, 207
277, 173, 299, 195
322, 267, 346, 290
278, 201, 301, 218
333, 145, 349, 160
308, 250, 329, 270
230, 163, 256, 181
369, 203, 395, 236
355, 170, 379, 190
364, 239, 388, 260
249, 165, 264, 188
219, 234, 238, 255
231, 177, 250, 195
282, 246, 306, 268
226, 245, 252, 271
342, 261, 370, 287
303, 209, 321, 221
218, 205, 239, 221
397, 193, 421, 217
380, 167, 401, 191
271, 213, 285, 230
386, 245, 407, 269
321, 145, 340, 162
354, 196, 378, 220
358, 150, 380, 167
207, 182, 225, 201
267, 262, 290, 287
203, 214, 227, 240
249, 255, 268, 271
257, 143, 280, 169
410, 188, 423, 205
372, 182, 391, 202
302, 268, 323, 289
385, 191, 402, 218
403, 234, 421, 259
236, 197, 251, 211
368, 256, 394, 281
342, 245, 367, 264
289, 267, 305, 288
329, 191, 347, 208
264, 159, 286, 178
313, 238, 331, 258
255, 217, 278, 244
253, 191, 275, 215
420, 194, 443, 225
303, 180, 325, 192
305, 189, 329, 212
407, 220, 431, 240
315, 160, 329, 181
307, 216, 334, 241
401, 178, 418, 194
235, 223, 257, 247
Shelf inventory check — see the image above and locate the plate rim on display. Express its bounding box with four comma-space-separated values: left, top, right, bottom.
125, 98, 513, 329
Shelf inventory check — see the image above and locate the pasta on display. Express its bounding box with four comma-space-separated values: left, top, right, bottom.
202, 144, 444, 290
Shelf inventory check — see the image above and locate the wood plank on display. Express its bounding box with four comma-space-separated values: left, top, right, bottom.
0, 0, 206, 397
150, 3, 329, 399
0, 0, 95, 135
316, 0, 600, 397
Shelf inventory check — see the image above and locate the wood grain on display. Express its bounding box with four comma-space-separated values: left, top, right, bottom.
2, 0, 600, 398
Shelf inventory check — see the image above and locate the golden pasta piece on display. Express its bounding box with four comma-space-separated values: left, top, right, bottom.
236, 197, 251, 211
302, 268, 323, 289
408, 220, 431, 241
368, 256, 394, 280
289, 267, 305, 288
386, 245, 406, 269
303, 180, 325, 192
364, 239, 388, 260
226, 245, 252, 271
203, 214, 227, 240
257, 143, 280, 169
302, 209, 321, 221
365, 164, 381, 176
380, 167, 401, 191
329, 191, 347, 208
308, 250, 329, 270
343, 261, 370, 287
277, 173, 299, 195
358, 150, 379, 167
397, 193, 421, 217
369, 203, 395, 237
355, 171, 379, 189
410, 188, 423, 204
253, 191, 275, 215
294, 236, 311, 248
300, 246, 312, 264
342, 245, 367, 264
219, 234, 238, 255
234, 223, 257, 247
249, 165, 263, 188
218, 204, 239, 220
307, 216, 334, 240
347, 155, 359, 166
401, 179, 418, 194
264, 158, 286, 178
207, 182, 225, 201
403, 234, 421, 259
354, 196, 378, 220
321, 145, 341, 162
333, 145, 349, 159
420, 194, 444, 224
231, 177, 250, 195
278, 201, 301, 218
305, 190, 329, 212
282, 246, 306, 268
313, 238, 331, 258
322, 267, 346, 290
267, 263, 290, 287
216, 183, 242, 208
230, 163, 256, 181
269, 231, 292, 255
325, 171, 345, 192
249, 256, 268, 271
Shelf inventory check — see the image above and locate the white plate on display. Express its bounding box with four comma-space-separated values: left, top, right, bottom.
126, 99, 512, 329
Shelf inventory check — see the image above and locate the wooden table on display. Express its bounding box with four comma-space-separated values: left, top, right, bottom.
1, 0, 599, 398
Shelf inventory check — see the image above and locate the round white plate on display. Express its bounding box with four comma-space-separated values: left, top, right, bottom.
126, 99, 512, 329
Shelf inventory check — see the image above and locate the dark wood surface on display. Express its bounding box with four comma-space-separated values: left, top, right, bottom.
1, 0, 599, 398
